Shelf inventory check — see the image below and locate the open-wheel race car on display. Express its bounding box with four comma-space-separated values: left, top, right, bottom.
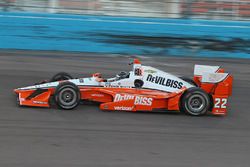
14, 59, 233, 116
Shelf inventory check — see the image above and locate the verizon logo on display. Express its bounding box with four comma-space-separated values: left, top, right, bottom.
114, 106, 133, 111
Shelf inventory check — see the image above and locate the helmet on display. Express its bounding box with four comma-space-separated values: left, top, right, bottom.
116, 71, 128, 79
93, 73, 102, 78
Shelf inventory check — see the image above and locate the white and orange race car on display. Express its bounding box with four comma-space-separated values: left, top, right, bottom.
14, 59, 233, 116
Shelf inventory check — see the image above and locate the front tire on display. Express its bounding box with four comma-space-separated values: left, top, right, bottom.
54, 82, 80, 110
50, 72, 73, 82
180, 87, 210, 116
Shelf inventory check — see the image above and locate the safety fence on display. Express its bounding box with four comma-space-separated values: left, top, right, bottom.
0, 12, 249, 58
0, 0, 250, 21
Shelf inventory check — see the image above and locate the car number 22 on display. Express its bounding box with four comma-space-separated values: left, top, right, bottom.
214, 98, 227, 109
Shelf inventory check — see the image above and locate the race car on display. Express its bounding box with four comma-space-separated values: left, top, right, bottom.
14, 59, 233, 116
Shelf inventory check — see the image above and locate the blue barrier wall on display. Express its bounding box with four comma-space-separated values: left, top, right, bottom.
0, 12, 250, 58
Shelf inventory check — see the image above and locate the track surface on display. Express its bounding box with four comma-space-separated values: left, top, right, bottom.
0, 50, 250, 167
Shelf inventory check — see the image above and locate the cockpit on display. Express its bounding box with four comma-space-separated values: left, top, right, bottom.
93, 71, 131, 82
92, 58, 142, 83
115, 71, 130, 80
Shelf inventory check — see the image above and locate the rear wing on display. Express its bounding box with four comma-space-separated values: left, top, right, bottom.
193, 65, 233, 115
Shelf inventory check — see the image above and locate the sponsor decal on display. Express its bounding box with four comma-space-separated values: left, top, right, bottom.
103, 105, 108, 109
114, 94, 153, 106
33, 101, 48, 104
146, 74, 183, 89
105, 82, 111, 87
105, 85, 132, 88
144, 69, 157, 74
91, 94, 104, 97
114, 106, 133, 111
33, 84, 50, 89
104, 82, 131, 88
134, 96, 153, 106
79, 78, 84, 83
19, 98, 25, 102
207, 73, 227, 83
134, 68, 142, 76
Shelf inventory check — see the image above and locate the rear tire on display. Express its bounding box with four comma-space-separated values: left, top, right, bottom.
54, 82, 80, 110
50, 72, 73, 82
180, 87, 210, 116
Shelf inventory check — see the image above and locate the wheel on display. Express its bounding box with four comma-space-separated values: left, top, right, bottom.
180, 76, 197, 87
54, 82, 80, 110
50, 72, 73, 82
180, 87, 210, 116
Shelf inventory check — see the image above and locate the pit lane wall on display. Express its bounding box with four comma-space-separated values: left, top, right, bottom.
0, 12, 250, 58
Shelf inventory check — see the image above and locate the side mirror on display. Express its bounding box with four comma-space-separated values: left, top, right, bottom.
134, 79, 144, 88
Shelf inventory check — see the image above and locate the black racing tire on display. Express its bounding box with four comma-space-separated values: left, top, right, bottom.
54, 82, 80, 110
180, 87, 210, 116
180, 76, 198, 87
50, 72, 73, 82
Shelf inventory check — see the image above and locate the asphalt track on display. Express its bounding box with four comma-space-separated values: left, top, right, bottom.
0, 50, 250, 167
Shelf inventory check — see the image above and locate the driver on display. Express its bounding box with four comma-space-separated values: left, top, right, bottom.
103, 71, 129, 82
93, 71, 129, 83
92, 73, 104, 82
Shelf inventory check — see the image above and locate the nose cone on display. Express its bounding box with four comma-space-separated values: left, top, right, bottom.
14, 88, 20, 93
